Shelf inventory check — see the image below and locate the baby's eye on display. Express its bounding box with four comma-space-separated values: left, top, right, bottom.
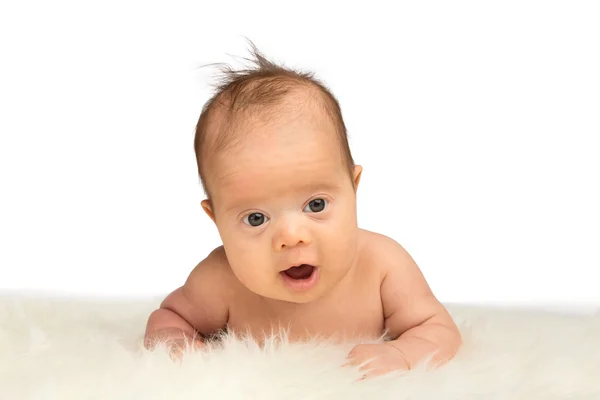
303, 198, 327, 213
243, 212, 269, 227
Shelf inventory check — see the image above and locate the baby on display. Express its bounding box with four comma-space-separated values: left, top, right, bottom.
144, 46, 462, 377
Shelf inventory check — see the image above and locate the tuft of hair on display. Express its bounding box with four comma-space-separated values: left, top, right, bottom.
194, 40, 355, 198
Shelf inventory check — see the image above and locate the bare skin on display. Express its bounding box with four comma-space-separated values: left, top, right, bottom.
144, 88, 462, 377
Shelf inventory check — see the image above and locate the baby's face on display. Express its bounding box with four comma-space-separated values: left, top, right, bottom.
203, 108, 361, 303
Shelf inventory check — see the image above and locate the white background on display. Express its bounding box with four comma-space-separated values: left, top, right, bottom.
1, 1, 598, 311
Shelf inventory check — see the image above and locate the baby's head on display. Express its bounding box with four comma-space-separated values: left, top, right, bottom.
194, 45, 362, 303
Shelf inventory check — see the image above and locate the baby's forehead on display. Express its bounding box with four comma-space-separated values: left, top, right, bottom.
208, 128, 347, 204
211, 158, 347, 211
212, 117, 342, 175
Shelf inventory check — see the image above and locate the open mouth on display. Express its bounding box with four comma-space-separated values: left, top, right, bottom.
282, 264, 315, 280
279, 264, 319, 291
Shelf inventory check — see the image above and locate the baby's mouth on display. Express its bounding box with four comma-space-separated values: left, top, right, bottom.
282, 264, 315, 280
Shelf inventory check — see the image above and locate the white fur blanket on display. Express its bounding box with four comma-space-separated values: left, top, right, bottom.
1, 294, 599, 399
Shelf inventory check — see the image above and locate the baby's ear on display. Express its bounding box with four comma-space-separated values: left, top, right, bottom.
201, 199, 216, 223
352, 165, 363, 190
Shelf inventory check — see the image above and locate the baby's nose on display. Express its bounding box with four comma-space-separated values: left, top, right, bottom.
273, 219, 311, 250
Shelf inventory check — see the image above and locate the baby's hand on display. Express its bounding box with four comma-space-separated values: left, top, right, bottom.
145, 330, 205, 362
345, 343, 410, 378
165, 337, 205, 362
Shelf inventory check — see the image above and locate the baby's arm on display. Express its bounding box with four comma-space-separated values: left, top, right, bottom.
379, 236, 462, 369
144, 247, 230, 353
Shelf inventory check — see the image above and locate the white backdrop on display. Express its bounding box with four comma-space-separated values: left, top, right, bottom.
1, 1, 598, 311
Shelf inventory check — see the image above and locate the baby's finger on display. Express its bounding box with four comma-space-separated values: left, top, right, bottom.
342, 358, 371, 381
342, 354, 362, 368
356, 365, 375, 381
361, 363, 395, 378
191, 338, 205, 351
168, 346, 184, 363
358, 360, 374, 373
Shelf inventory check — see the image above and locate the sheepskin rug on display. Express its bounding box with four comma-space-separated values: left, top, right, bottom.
1, 294, 599, 399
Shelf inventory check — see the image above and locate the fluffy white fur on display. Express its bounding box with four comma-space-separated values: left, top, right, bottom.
1, 294, 599, 399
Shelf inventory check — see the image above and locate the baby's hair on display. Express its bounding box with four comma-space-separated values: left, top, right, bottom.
194, 40, 355, 199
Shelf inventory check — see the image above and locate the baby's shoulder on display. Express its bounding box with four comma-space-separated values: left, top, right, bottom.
185, 245, 236, 295
357, 228, 400, 254
356, 229, 414, 274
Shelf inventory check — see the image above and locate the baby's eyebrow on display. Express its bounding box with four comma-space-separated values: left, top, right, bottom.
295, 180, 340, 193
223, 197, 254, 213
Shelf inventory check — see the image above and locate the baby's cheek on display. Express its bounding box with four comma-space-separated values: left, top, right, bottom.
228, 242, 270, 277
227, 254, 269, 293
322, 222, 356, 256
